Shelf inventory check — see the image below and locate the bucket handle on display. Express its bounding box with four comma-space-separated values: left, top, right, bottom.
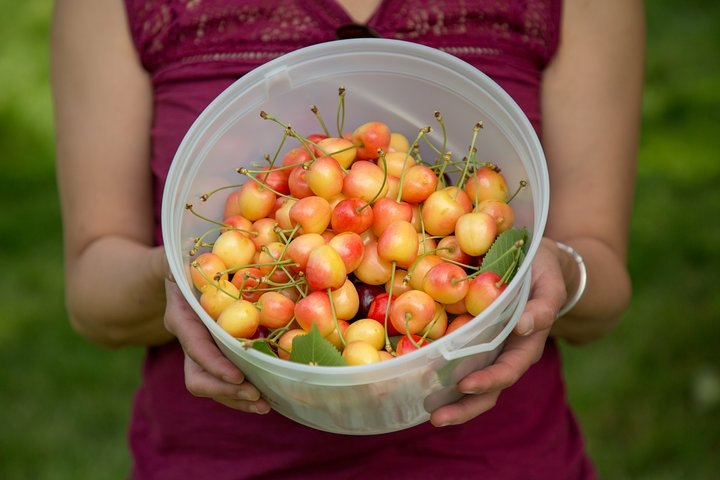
439, 270, 531, 361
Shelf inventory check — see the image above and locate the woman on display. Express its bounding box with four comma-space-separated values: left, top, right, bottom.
51, 0, 644, 478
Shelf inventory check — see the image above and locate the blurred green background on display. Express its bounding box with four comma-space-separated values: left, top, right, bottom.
1, 1, 718, 478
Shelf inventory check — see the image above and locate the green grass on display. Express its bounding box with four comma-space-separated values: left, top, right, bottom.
0, 2, 144, 478
1, 1, 718, 478
560, 1, 720, 478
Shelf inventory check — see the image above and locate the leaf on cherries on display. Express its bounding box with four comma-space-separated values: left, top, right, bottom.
252, 340, 278, 358
479, 227, 529, 283
289, 323, 347, 366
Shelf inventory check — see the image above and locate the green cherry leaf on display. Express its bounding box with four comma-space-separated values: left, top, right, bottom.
251, 340, 278, 358
480, 227, 529, 283
289, 323, 347, 367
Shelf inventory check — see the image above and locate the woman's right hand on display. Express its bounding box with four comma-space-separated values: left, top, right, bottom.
164, 279, 271, 414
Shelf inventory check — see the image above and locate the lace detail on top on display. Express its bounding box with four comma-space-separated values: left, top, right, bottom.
125, 0, 561, 79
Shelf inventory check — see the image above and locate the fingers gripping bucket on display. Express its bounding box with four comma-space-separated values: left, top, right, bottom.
162, 39, 549, 435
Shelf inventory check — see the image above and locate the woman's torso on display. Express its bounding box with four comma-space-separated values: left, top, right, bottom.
125, 1, 594, 478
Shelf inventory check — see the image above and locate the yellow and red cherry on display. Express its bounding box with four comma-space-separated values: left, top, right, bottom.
306, 156, 345, 200
221, 214, 253, 235
328, 231, 365, 273
395, 334, 429, 356
230, 266, 267, 302
190, 252, 228, 291
388, 132, 411, 153
465, 271, 507, 316
289, 195, 332, 234
342, 160, 389, 204
423, 302, 448, 340
344, 318, 386, 350
389, 289, 436, 335
377, 220, 418, 269
354, 241, 393, 286
477, 198, 515, 234
330, 278, 360, 320
305, 133, 328, 156
274, 197, 296, 230
464, 165, 509, 203
287, 163, 314, 199
371, 197, 412, 237
455, 211, 497, 256
366, 292, 400, 336
342, 340, 382, 365
330, 197, 373, 234
281, 146, 313, 170
383, 151, 416, 178
400, 164, 437, 204
444, 313, 474, 335
251, 217, 280, 249
421, 187, 470, 237
199, 279, 239, 320
317, 136, 357, 169
256, 291, 295, 329
294, 290, 335, 337
325, 319, 350, 351
422, 261, 470, 305
211, 229, 257, 271
385, 268, 412, 296
216, 299, 260, 339
406, 253, 444, 291
277, 328, 307, 360
436, 235, 472, 265
352, 121, 391, 160
223, 188, 244, 219
305, 244, 347, 291
233, 180, 276, 221
257, 165, 290, 195
286, 232, 326, 273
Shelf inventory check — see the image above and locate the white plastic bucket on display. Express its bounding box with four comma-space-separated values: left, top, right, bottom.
162, 38, 549, 435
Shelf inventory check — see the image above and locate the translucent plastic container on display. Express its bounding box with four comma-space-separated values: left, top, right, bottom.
162, 39, 549, 435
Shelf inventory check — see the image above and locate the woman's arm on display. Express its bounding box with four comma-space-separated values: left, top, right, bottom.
51, 0, 172, 348
541, 0, 645, 344
429, 0, 645, 426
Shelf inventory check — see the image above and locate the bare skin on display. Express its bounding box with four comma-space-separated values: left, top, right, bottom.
335, 0, 383, 24
51, 0, 644, 425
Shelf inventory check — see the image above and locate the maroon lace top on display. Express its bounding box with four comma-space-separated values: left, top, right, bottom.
124, 1, 595, 478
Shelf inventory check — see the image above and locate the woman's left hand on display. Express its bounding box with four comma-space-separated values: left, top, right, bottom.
429, 238, 567, 427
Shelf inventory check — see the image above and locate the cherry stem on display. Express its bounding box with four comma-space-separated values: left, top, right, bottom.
336, 86, 346, 137
384, 262, 397, 354
360, 150, 389, 210
266, 130, 291, 170
260, 110, 323, 163
506, 180, 528, 204
436, 151, 454, 190
310, 104, 332, 137
185, 203, 228, 229
420, 304, 445, 343
434, 111, 449, 165
199, 184, 244, 202
404, 316, 423, 349
396, 127, 431, 202
456, 121, 484, 192
261, 224, 300, 284
420, 129, 443, 157
499, 239, 525, 285
236, 167, 297, 201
